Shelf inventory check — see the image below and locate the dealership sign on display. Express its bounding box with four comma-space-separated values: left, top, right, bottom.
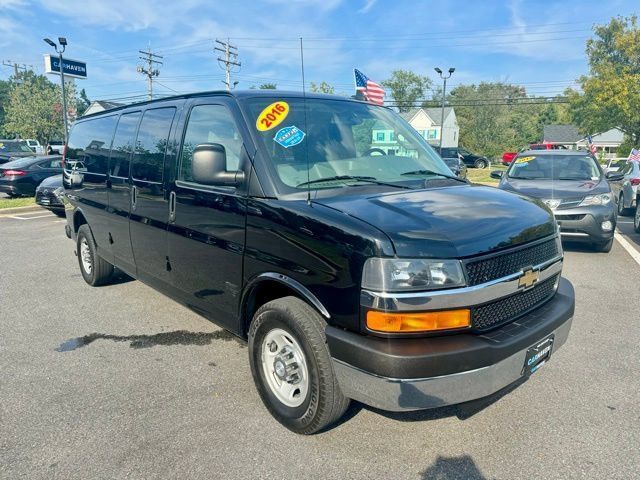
44, 54, 87, 79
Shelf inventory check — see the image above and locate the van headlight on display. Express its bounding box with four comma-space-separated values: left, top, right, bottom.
362, 258, 466, 292
579, 193, 611, 206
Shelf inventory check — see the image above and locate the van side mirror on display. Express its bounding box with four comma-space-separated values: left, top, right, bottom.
191, 143, 245, 186
490, 170, 503, 179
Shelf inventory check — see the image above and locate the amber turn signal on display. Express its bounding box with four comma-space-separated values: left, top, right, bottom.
366, 309, 471, 333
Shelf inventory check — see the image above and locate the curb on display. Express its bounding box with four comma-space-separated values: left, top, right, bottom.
0, 204, 43, 215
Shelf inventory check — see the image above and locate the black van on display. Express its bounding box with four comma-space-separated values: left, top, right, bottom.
64, 91, 574, 434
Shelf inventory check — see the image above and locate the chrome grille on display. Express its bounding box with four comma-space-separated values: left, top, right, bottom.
465, 238, 559, 286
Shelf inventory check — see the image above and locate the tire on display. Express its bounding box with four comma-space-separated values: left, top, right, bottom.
634, 203, 640, 233
248, 296, 350, 434
76, 224, 114, 286
593, 238, 613, 253
474, 159, 488, 169
617, 194, 632, 216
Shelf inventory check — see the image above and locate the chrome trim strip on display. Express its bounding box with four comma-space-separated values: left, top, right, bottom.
360, 256, 563, 311
559, 232, 589, 237
332, 317, 573, 412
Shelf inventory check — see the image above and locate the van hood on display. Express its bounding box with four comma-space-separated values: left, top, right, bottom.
313, 184, 555, 258
499, 178, 610, 200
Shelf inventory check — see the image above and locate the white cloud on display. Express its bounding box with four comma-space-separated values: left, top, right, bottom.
359, 0, 376, 13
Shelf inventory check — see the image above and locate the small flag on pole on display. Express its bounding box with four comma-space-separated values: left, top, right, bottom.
354, 68, 385, 106
587, 135, 597, 155
628, 148, 640, 162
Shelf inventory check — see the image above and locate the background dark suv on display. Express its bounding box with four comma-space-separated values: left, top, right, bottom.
439, 147, 489, 169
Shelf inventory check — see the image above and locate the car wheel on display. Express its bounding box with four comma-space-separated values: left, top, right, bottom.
634, 203, 640, 233
593, 238, 613, 253
618, 194, 632, 216
474, 159, 488, 169
248, 296, 350, 435
76, 224, 114, 286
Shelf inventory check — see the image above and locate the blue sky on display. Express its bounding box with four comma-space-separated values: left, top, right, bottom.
1, 0, 637, 103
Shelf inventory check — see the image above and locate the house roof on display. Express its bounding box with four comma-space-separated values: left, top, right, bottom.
543, 124, 581, 144
400, 107, 453, 126
92, 100, 124, 110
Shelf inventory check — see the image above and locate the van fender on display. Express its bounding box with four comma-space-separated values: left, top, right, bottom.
243, 272, 331, 320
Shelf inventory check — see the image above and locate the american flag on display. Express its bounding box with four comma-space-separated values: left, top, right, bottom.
587, 135, 597, 155
354, 69, 385, 106
628, 148, 640, 161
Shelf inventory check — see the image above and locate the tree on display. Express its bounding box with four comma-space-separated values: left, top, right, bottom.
76, 88, 91, 116
309, 81, 334, 94
568, 16, 640, 143
0, 79, 11, 137
382, 70, 432, 112
259, 83, 277, 89
4, 71, 70, 145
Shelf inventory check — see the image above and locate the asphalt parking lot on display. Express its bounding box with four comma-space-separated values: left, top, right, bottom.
1, 208, 639, 480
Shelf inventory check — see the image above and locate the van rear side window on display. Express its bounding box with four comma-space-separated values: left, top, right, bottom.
109, 112, 141, 178
131, 107, 176, 183
67, 116, 118, 175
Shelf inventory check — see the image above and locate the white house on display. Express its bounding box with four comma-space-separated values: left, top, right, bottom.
400, 107, 459, 148
82, 100, 124, 117
575, 127, 625, 158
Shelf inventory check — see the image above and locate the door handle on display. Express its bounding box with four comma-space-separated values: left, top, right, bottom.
131, 185, 137, 210
169, 191, 176, 222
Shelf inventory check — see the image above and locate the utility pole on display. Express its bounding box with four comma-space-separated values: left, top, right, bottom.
214, 39, 241, 91
2, 60, 30, 77
137, 49, 163, 100
43, 37, 70, 145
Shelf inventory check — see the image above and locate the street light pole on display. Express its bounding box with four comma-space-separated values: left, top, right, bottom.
434, 67, 455, 153
44, 37, 69, 147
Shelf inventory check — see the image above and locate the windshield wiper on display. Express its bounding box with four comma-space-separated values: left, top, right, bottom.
400, 169, 466, 183
557, 177, 592, 181
296, 175, 411, 189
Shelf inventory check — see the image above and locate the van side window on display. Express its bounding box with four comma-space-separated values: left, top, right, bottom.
66, 116, 117, 175
131, 107, 176, 183
109, 112, 141, 178
179, 105, 243, 182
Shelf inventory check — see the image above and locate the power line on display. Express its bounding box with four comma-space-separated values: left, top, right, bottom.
1, 60, 32, 77
214, 39, 241, 91
137, 48, 163, 100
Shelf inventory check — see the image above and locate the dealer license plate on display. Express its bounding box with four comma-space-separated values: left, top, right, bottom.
522, 334, 554, 376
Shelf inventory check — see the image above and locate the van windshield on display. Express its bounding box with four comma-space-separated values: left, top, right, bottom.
242, 97, 451, 192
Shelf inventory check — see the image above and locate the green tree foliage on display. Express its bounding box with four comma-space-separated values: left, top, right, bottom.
76, 88, 91, 116
382, 70, 432, 112
3, 71, 73, 144
309, 81, 335, 94
0, 79, 11, 137
568, 16, 640, 142
259, 83, 277, 89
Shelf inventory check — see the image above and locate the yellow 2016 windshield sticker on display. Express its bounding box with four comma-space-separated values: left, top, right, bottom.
256, 101, 290, 132
516, 156, 535, 163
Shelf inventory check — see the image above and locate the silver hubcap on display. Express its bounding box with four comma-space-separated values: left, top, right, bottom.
261, 328, 309, 408
80, 238, 92, 275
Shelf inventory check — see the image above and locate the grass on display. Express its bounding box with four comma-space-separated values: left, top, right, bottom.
0, 196, 36, 209
467, 163, 507, 185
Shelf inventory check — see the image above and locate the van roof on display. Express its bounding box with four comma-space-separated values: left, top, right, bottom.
79, 90, 360, 119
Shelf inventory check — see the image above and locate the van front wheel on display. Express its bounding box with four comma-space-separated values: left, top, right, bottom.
248, 296, 349, 434
77, 224, 114, 286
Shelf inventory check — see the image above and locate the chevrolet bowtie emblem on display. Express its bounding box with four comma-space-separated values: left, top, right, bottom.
518, 268, 539, 289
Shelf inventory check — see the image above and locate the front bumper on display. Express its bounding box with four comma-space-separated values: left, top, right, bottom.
554, 206, 616, 243
327, 277, 574, 412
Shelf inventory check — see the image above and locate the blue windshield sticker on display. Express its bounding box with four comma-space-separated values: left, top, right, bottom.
274, 125, 305, 148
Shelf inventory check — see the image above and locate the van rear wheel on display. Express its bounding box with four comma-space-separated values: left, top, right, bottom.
77, 224, 113, 286
248, 296, 349, 434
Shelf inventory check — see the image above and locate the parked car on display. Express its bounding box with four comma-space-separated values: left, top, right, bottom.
604, 158, 627, 173
64, 91, 574, 434
502, 144, 567, 166
502, 151, 518, 165
35, 174, 66, 216
439, 147, 489, 169
47, 140, 65, 154
492, 150, 619, 252
608, 160, 639, 216
635, 200, 640, 233
442, 156, 468, 179
0, 140, 37, 164
0, 155, 64, 197
25, 139, 45, 155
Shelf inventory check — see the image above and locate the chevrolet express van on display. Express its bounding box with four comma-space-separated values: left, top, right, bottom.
64, 91, 575, 434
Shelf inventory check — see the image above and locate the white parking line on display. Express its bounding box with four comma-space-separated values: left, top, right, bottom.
614, 232, 640, 266
8, 214, 54, 220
